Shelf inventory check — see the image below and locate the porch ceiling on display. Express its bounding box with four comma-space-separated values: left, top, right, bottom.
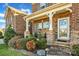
30, 15, 48, 21
24, 3, 72, 20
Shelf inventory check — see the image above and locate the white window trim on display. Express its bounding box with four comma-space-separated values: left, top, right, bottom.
57, 17, 70, 40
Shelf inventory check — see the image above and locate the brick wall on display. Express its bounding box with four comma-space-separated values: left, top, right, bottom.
70, 3, 79, 45
32, 3, 55, 13
5, 8, 26, 35
5, 8, 14, 27
15, 14, 26, 35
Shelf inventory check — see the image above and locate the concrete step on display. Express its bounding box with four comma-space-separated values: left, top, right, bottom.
47, 46, 71, 56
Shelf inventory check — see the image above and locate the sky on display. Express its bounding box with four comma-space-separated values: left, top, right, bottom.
0, 3, 32, 29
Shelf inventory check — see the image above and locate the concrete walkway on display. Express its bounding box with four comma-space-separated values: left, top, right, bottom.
0, 39, 4, 44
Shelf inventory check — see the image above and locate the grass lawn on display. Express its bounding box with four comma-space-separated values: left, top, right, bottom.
0, 44, 26, 56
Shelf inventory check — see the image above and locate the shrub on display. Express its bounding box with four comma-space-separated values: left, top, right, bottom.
15, 38, 27, 49
26, 35, 37, 42
25, 35, 37, 51
8, 36, 22, 48
71, 44, 79, 56
0, 31, 3, 39
34, 32, 45, 39
26, 40, 36, 51
37, 38, 47, 49
35, 32, 47, 49
4, 25, 16, 45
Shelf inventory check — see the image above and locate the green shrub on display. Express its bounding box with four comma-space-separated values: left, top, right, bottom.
37, 32, 46, 39
13, 38, 27, 49
37, 38, 47, 49
26, 35, 37, 42
71, 44, 79, 56
0, 31, 3, 39
4, 25, 16, 45
35, 32, 47, 49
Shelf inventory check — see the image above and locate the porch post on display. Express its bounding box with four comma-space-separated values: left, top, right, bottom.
26, 20, 29, 31
24, 19, 30, 38
48, 12, 54, 30
46, 12, 55, 45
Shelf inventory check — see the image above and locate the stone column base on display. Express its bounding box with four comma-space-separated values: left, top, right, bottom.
24, 31, 30, 38
46, 30, 54, 45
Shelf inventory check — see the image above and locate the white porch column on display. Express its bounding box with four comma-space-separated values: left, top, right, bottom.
24, 19, 30, 38
26, 20, 29, 31
48, 12, 55, 30
46, 12, 56, 45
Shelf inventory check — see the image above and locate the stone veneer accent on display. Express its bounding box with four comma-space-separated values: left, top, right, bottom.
46, 30, 54, 45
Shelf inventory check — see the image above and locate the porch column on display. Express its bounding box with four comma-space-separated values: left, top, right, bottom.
46, 12, 55, 45
48, 12, 55, 30
24, 19, 30, 38
26, 20, 29, 31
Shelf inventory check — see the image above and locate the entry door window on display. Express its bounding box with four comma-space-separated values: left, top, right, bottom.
58, 17, 69, 40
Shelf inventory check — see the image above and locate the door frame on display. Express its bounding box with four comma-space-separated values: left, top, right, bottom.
57, 17, 70, 40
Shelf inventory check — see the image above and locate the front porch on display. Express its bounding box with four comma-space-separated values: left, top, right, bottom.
24, 3, 76, 48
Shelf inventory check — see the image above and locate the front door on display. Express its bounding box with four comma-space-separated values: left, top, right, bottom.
57, 17, 70, 40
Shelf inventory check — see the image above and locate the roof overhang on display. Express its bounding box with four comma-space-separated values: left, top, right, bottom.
24, 3, 72, 20
4, 6, 28, 19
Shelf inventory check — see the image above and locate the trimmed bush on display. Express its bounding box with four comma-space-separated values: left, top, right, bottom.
71, 44, 79, 56
35, 32, 47, 49
36, 38, 47, 49
15, 38, 27, 49
4, 25, 16, 45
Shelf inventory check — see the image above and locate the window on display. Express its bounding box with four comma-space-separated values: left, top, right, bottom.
40, 3, 48, 9
58, 17, 70, 40
43, 21, 49, 29
37, 23, 43, 29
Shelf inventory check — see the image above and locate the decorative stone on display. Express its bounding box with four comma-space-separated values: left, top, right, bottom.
36, 49, 46, 56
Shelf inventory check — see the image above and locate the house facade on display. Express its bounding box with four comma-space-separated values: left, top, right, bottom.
24, 3, 79, 48
5, 6, 27, 35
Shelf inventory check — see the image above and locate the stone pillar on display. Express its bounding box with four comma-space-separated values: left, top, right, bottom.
46, 12, 55, 45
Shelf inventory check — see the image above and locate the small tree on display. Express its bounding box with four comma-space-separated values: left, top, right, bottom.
4, 25, 16, 45
0, 31, 3, 39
